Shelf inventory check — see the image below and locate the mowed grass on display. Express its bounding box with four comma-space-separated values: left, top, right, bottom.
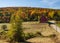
0, 22, 60, 43
22, 22, 60, 43
23, 22, 57, 35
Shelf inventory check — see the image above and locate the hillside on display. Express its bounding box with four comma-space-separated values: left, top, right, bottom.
0, 7, 60, 23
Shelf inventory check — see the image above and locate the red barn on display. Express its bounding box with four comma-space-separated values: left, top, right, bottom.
40, 15, 48, 23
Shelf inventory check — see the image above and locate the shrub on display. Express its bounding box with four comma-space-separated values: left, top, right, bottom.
25, 33, 36, 40
1, 25, 8, 31
49, 34, 56, 38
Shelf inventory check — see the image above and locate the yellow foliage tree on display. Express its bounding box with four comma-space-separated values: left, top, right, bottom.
7, 8, 25, 42
48, 11, 54, 18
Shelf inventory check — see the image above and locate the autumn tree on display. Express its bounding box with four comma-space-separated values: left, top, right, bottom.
53, 12, 60, 21
7, 8, 25, 43
48, 11, 54, 20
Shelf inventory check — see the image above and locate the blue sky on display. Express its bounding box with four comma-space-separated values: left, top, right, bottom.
0, 0, 60, 9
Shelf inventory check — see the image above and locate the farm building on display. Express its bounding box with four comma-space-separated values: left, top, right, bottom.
40, 15, 48, 23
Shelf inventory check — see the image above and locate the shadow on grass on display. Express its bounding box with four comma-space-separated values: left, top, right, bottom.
36, 31, 56, 38
8, 40, 32, 43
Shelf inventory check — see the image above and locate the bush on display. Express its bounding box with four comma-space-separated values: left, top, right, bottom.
49, 34, 56, 38
25, 33, 36, 40
1, 25, 8, 31
36, 32, 42, 36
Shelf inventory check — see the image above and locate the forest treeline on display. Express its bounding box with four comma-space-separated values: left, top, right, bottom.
0, 7, 60, 23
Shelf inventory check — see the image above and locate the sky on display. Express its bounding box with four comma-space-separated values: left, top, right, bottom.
0, 0, 60, 9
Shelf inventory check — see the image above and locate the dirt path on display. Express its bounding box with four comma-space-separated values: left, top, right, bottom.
51, 24, 60, 33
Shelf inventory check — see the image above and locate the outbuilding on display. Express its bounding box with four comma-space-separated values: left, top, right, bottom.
40, 15, 48, 23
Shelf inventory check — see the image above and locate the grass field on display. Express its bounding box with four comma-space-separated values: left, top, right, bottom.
22, 22, 60, 43
0, 22, 60, 43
